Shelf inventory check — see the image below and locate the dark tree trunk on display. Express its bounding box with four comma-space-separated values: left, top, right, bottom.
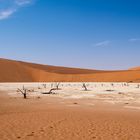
23, 93, 27, 99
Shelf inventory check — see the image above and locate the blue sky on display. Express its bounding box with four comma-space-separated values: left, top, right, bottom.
0, 0, 140, 70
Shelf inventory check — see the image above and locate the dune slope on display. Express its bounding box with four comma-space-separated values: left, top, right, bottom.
129, 66, 140, 71
0, 58, 140, 82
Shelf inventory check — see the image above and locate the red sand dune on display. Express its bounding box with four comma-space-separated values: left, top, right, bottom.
129, 66, 140, 71
0, 58, 140, 82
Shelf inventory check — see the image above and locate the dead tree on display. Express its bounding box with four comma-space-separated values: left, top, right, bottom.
82, 83, 88, 91
56, 82, 61, 90
17, 87, 27, 99
42, 84, 47, 88
42, 83, 61, 94
49, 88, 58, 94
42, 88, 58, 94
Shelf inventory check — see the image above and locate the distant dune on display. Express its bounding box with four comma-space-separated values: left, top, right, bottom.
0, 58, 140, 82
129, 67, 140, 71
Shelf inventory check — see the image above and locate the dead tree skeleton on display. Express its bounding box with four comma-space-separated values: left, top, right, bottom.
42, 88, 60, 94
55, 82, 61, 90
82, 83, 88, 91
17, 86, 27, 99
42, 84, 47, 88
42, 83, 61, 94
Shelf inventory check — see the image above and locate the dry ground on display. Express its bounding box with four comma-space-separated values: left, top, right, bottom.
0, 83, 140, 140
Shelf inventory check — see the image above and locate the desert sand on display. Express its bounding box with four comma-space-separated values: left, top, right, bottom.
0, 58, 140, 82
0, 83, 140, 140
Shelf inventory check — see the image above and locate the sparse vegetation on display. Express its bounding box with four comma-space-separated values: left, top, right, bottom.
42, 88, 59, 94
55, 82, 61, 90
17, 86, 28, 99
82, 83, 88, 91
42, 84, 47, 88
42, 83, 61, 94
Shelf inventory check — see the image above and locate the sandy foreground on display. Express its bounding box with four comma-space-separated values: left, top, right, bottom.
0, 82, 140, 140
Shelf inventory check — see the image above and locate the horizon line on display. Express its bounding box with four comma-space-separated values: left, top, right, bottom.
0, 57, 139, 71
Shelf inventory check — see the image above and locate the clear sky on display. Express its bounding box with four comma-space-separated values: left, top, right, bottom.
0, 0, 140, 70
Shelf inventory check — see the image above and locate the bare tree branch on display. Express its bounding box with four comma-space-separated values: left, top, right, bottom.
82, 83, 88, 91
17, 86, 27, 99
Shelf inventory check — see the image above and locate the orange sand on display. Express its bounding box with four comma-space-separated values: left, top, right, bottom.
0, 91, 140, 140
0, 58, 140, 82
